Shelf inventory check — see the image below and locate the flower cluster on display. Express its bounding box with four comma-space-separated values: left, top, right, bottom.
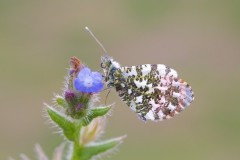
61, 57, 104, 119
42, 57, 125, 160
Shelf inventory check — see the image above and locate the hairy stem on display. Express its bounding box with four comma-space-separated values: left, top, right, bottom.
71, 120, 84, 160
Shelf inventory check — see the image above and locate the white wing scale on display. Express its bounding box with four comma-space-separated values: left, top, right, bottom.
117, 64, 194, 121
101, 56, 194, 121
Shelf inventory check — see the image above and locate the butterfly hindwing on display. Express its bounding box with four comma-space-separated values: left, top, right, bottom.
113, 64, 194, 121
100, 55, 194, 121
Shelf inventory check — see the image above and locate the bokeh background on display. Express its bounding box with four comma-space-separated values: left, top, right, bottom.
1, 1, 240, 160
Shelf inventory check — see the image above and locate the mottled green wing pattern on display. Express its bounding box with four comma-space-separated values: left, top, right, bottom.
113, 64, 194, 121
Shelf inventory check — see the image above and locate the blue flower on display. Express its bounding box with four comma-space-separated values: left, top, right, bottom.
74, 67, 104, 93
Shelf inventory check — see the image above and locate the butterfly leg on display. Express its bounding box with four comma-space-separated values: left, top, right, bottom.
105, 89, 111, 105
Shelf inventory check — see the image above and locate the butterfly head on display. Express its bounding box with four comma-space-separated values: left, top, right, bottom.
101, 55, 120, 86
101, 55, 120, 69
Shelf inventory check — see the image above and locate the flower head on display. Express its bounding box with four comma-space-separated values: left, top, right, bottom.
74, 67, 104, 93
69, 57, 83, 76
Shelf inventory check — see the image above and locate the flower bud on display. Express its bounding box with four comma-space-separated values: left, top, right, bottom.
64, 90, 76, 104
80, 117, 105, 145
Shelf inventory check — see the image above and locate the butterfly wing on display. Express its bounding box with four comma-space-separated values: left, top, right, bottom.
114, 64, 194, 121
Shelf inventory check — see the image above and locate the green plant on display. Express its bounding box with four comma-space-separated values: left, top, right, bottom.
11, 57, 125, 160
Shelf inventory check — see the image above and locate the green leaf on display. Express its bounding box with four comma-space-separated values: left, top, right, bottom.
47, 106, 75, 141
55, 95, 68, 108
82, 105, 112, 126
72, 135, 126, 160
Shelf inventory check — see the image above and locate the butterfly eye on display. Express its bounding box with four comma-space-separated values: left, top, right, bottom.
101, 62, 106, 69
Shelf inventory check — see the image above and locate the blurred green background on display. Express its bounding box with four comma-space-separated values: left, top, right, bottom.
0, 0, 240, 160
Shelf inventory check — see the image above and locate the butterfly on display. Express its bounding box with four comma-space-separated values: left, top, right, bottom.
100, 55, 194, 121
85, 26, 194, 121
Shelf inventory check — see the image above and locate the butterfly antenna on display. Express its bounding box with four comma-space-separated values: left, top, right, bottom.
85, 26, 108, 54
105, 89, 111, 105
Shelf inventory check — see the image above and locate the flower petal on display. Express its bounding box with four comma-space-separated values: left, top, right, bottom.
92, 81, 104, 92
77, 67, 91, 78
91, 72, 103, 81
74, 67, 104, 93
74, 78, 86, 92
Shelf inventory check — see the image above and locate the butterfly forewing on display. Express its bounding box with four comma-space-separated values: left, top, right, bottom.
113, 64, 194, 121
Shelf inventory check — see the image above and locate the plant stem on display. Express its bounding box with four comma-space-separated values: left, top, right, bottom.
71, 120, 83, 160
71, 142, 82, 160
